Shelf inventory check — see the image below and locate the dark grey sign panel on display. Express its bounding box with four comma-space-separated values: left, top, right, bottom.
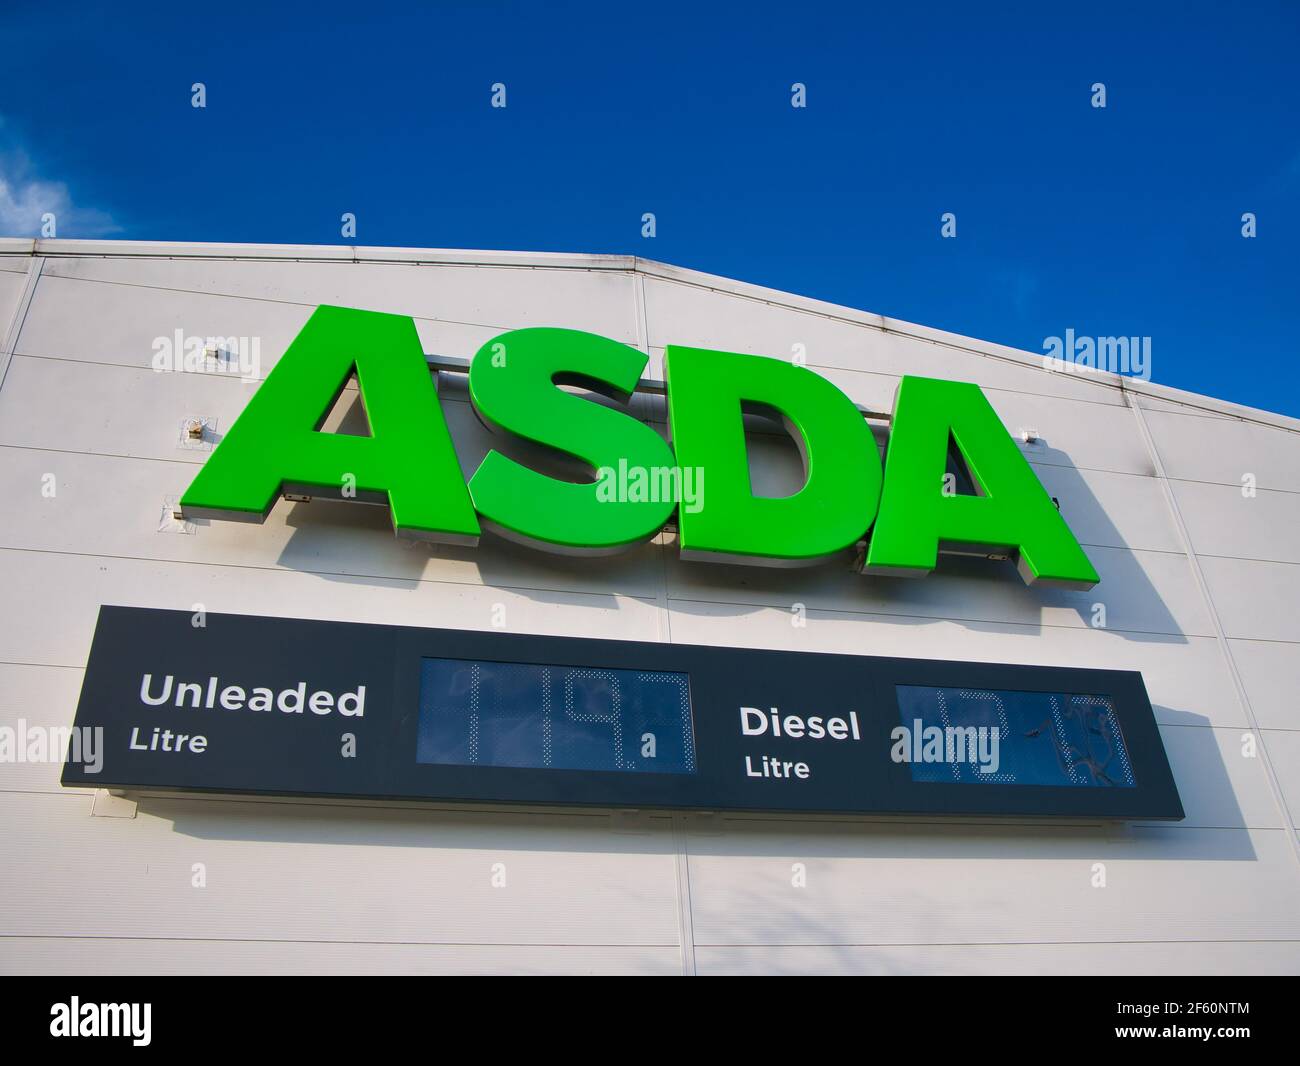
62, 606, 1184, 819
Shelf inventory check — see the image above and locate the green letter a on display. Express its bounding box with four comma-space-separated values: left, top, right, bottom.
864, 376, 1098, 588
180, 304, 479, 544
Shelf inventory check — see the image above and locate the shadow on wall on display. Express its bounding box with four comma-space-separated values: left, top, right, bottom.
115, 785, 1256, 974
679, 802, 1262, 975
113, 706, 1246, 969
1150, 705, 1249, 832
139, 764, 1248, 859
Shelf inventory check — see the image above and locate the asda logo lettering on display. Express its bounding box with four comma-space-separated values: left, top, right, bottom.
179, 305, 1099, 589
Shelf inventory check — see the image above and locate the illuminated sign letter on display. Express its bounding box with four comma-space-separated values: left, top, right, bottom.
180, 304, 479, 543
467, 328, 678, 552
865, 376, 1098, 588
664, 345, 881, 564
181, 309, 1099, 590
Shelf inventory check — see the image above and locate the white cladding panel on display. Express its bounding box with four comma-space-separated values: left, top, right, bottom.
1, 246, 1296, 976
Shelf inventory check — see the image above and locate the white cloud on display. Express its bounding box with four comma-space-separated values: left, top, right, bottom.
0, 148, 120, 238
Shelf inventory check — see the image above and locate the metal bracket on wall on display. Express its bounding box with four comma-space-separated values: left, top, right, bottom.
91, 790, 137, 819
159, 495, 196, 534
178, 415, 218, 451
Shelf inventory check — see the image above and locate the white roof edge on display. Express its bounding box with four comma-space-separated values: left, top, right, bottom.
5, 238, 1295, 434
3, 237, 637, 270
631, 256, 1300, 434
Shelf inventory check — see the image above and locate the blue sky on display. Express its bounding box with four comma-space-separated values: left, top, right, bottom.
1, 1, 1296, 415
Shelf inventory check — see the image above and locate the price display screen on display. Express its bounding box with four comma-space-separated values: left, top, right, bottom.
416, 657, 697, 775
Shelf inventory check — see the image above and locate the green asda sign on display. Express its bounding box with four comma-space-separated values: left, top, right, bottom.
180, 304, 1099, 589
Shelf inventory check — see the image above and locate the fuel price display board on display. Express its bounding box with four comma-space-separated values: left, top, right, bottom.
62, 606, 1184, 819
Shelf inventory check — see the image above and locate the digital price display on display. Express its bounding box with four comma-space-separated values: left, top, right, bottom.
62, 607, 1184, 820
895, 685, 1136, 788
416, 658, 696, 775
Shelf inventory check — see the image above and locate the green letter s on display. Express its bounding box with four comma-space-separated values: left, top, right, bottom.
467, 328, 678, 553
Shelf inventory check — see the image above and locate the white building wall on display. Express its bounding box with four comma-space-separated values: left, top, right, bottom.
0, 240, 1297, 975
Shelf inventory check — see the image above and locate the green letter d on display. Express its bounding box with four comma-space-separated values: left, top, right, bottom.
664, 345, 881, 565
